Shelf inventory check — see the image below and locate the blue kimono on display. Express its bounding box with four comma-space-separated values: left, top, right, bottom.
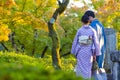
90, 19, 106, 68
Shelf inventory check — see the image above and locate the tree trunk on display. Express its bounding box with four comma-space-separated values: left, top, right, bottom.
17, 40, 25, 53
10, 32, 19, 52
32, 29, 37, 56
48, 0, 69, 69
41, 46, 48, 58
0, 42, 9, 51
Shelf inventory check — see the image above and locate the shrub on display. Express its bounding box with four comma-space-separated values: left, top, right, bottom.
0, 52, 82, 80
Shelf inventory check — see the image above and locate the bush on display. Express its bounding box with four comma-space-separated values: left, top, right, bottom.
0, 52, 82, 80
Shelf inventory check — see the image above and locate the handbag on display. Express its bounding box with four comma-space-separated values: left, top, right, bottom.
92, 61, 99, 71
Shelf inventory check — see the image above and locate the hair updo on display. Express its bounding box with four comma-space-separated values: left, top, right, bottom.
81, 15, 89, 24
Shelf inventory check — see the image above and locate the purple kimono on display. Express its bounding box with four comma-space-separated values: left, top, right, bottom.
71, 26, 100, 79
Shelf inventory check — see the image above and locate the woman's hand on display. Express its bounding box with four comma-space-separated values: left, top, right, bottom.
93, 55, 96, 61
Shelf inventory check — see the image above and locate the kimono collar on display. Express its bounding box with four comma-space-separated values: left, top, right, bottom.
91, 19, 99, 23
82, 25, 90, 29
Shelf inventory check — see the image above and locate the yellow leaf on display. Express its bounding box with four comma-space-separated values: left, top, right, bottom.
3, 36, 9, 41
0, 24, 11, 42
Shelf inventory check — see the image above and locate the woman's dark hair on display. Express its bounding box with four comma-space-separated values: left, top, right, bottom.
81, 15, 89, 24
84, 10, 95, 18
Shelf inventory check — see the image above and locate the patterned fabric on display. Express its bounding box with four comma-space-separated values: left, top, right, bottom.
71, 26, 100, 79
78, 36, 92, 45
90, 19, 106, 68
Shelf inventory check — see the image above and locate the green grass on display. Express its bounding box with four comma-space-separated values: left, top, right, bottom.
0, 51, 82, 80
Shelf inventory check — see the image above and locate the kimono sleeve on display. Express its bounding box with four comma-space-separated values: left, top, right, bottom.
71, 30, 80, 55
93, 29, 101, 56
101, 25, 106, 53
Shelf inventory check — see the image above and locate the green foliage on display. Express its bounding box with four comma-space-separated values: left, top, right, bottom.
57, 7, 83, 55
0, 51, 82, 80
15, 0, 35, 12
0, 51, 41, 66
61, 56, 76, 70
0, 0, 56, 56
92, 0, 104, 10
0, 0, 120, 56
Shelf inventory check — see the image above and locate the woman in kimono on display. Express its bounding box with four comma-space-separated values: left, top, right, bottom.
71, 15, 100, 79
